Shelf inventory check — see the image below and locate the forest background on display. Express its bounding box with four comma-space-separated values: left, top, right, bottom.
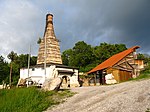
0, 41, 149, 85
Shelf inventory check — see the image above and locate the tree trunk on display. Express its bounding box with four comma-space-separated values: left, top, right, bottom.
9, 63, 12, 88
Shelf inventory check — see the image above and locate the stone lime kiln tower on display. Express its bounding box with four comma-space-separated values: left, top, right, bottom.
37, 14, 62, 64
19, 14, 79, 88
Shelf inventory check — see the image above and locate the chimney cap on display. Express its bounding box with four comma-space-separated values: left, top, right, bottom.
46, 13, 53, 17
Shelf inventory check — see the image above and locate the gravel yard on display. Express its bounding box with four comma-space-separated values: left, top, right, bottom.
46, 79, 150, 112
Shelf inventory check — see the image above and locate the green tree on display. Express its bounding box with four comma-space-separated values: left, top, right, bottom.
15, 54, 37, 68
12, 54, 37, 85
93, 43, 127, 64
71, 41, 94, 68
0, 56, 9, 84
62, 41, 127, 72
0, 52, 37, 85
7, 51, 17, 87
30, 56, 37, 66
137, 53, 150, 64
61, 49, 73, 66
16, 54, 28, 68
37, 37, 42, 44
62, 41, 94, 72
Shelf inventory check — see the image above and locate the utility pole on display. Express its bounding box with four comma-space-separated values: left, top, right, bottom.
44, 36, 47, 79
27, 45, 31, 86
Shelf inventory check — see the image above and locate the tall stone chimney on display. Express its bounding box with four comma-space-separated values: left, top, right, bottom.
37, 14, 62, 64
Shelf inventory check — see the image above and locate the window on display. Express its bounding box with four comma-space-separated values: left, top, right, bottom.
32, 68, 35, 71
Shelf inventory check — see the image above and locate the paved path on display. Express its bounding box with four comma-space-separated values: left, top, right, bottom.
46, 79, 150, 112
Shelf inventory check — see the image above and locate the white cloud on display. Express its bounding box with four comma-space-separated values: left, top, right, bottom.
0, 1, 42, 57
0, 0, 150, 60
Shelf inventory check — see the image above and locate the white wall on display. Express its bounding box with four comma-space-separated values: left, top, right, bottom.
20, 65, 79, 87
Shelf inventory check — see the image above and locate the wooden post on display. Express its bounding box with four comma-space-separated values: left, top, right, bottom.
94, 74, 96, 86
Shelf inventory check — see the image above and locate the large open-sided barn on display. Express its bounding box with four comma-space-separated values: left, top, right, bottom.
87, 46, 144, 85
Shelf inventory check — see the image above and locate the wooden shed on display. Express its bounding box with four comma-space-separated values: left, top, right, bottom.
87, 46, 142, 85
106, 68, 132, 83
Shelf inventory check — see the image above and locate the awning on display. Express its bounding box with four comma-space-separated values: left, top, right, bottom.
58, 70, 75, 75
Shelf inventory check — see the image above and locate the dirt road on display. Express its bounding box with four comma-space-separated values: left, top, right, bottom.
46, 79, 150, 112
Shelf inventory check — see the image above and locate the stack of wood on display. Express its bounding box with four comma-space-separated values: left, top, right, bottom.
17, 78, 27, 87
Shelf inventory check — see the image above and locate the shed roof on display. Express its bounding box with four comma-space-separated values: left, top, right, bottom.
87, 46, 140, 74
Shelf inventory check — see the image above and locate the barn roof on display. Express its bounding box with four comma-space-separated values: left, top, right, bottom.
87, 46, 140, 74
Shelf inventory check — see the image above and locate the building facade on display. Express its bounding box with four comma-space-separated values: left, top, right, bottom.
87, 46, 144, 85
19, 14, 79, 88
20, 64, 79, 88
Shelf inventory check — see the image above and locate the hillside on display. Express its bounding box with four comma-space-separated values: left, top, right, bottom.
46, 79, 150, 112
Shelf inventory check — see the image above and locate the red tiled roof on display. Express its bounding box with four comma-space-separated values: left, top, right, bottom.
87, 46, 140, 74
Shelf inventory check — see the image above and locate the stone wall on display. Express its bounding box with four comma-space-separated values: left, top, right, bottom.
37, 14, 62, 64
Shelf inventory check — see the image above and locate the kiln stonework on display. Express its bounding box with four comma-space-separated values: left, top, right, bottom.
37, 14, 62, 64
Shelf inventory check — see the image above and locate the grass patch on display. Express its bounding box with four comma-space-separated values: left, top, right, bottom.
136, 73, 150, 79
0, 87, 75, 112
129, 71, 150, 81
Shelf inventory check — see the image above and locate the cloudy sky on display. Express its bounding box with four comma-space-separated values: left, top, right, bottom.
0, 0, 150, 59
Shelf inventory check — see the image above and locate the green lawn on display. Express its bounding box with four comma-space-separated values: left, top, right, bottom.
0, 87, 75, 112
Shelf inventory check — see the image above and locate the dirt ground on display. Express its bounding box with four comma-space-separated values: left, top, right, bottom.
46, 79, 150, 112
